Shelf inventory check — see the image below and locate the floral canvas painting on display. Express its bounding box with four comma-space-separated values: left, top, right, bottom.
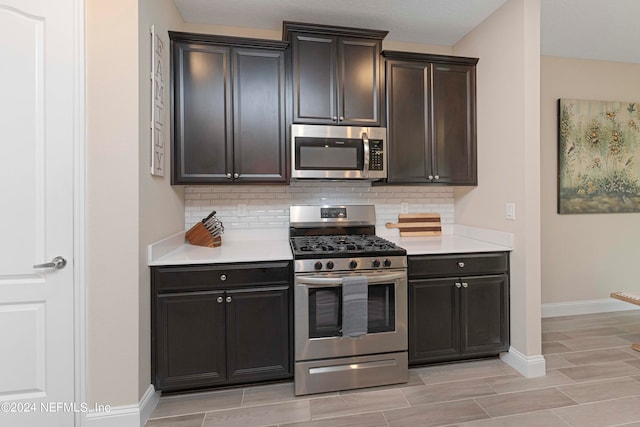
558, 98, 640, 214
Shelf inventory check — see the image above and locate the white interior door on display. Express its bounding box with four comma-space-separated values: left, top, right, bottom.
0, 0, 80, 425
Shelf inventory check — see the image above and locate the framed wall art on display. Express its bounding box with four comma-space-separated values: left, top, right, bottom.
558, 98, 640, 214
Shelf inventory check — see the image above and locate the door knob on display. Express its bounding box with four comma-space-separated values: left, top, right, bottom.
233, 173, 239, 179
226, 173, 232, 179
33, 256, 67, 270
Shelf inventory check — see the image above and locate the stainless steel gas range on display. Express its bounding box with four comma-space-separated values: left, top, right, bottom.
289, 205, 408, 395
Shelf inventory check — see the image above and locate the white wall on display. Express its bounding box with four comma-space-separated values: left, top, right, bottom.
541, 56, 640, 304
86, 0, 140, 407
454, 0, 542, 361
86, 0, 185, 410
138, 0, 186, 400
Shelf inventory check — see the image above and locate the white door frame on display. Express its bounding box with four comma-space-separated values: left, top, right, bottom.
71, 0, 87, 425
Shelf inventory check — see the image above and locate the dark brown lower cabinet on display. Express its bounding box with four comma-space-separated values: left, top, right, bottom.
152, 262, 292, 392
408, 253, 509, 366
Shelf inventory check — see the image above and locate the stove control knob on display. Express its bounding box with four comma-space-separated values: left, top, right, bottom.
383, 258, 392, 267
326, 261, 334, 270
349, 260, 358, 269
314, 261, 323, 270
372, 259, 381, 268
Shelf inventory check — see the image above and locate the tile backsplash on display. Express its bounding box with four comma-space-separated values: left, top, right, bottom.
184, 181, 454, 230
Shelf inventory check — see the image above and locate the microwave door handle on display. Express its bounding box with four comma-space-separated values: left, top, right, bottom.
297, 272, 405, 287
362, 132, 369, 178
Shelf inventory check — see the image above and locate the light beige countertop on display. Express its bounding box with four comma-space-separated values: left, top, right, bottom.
148, 225, 512, 266
379, 224, 513, 255
148, 229, 292, 266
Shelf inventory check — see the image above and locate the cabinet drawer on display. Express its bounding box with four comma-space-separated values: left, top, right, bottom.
153, 261, 292, 292
409, 252, 508, 278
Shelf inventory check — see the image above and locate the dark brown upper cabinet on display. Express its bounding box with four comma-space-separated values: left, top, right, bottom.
383, 51, 478, 185
170, 32, 289, 184
283, 22, 388, 126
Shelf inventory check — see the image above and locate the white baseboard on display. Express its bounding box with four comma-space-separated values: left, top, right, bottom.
501, 347, 546, 378
542, 298, 640, 318
84, 385, 159, 427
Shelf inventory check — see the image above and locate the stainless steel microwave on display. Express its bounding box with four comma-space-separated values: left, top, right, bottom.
291, 124, 387, 180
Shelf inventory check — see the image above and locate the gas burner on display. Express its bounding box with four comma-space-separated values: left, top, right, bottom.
290, 234, 406, 259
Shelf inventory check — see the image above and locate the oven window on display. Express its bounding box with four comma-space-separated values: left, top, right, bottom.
368, 284, 396, 333
308, 284, 396, 338
295, 137, 363, 170
309, 288, 342, 338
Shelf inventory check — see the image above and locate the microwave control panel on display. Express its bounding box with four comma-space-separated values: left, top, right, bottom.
369, 140, 384, 171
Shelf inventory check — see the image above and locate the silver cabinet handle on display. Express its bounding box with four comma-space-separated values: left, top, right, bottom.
434, 175, 440, 180
226, 296, 232, 303
33, 256, 67, 270
233, 173, 239, 179
332, 116, 337, 122
220, 274, 227, 281
226, 173, 232, 179
428, 175, 434, 180
339, 116, 345, 121
455, 282, 462, 288
457, 262, 465, 268
217, 296, 223, 303
462, 282, 468, 288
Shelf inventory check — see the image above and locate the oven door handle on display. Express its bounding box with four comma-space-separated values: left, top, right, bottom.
296, 272, 405, 287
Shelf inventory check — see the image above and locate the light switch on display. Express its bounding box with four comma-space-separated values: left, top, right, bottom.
505, 203, 516, 220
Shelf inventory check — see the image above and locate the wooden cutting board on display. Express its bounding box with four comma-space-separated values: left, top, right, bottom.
385, 213, 442, 236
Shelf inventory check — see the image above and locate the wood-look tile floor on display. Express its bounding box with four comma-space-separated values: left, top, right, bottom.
146, 310, 640, 427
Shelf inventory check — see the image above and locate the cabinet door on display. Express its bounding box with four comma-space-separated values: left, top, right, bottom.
432, 63, 477, 185
386, 60, 431, 183
460, 274, 509, 356
172, 43, 232, 184
291, 33, 337, 124
154, 291, 226, 391
233, 48, 287, 182
408, 278, 460, 365
338, 38, 381, 125
225, 286, 292, 383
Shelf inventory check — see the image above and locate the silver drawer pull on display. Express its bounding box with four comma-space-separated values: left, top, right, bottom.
217, 296, 223, 303
226, 296, 232, 303
455, 282, 462, 288
457, 262, 465, 268
220, 274, 227, 281
462, 282, 468, 288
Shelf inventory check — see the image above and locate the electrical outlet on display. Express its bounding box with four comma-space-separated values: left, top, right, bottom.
237, 203, 247, 217
400, 202, 409, 214
505, 203, 516, 220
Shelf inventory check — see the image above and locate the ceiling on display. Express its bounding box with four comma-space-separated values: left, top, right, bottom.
174, 0, 640, 64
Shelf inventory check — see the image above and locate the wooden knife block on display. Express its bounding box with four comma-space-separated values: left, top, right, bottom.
185, 222, 222, 248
